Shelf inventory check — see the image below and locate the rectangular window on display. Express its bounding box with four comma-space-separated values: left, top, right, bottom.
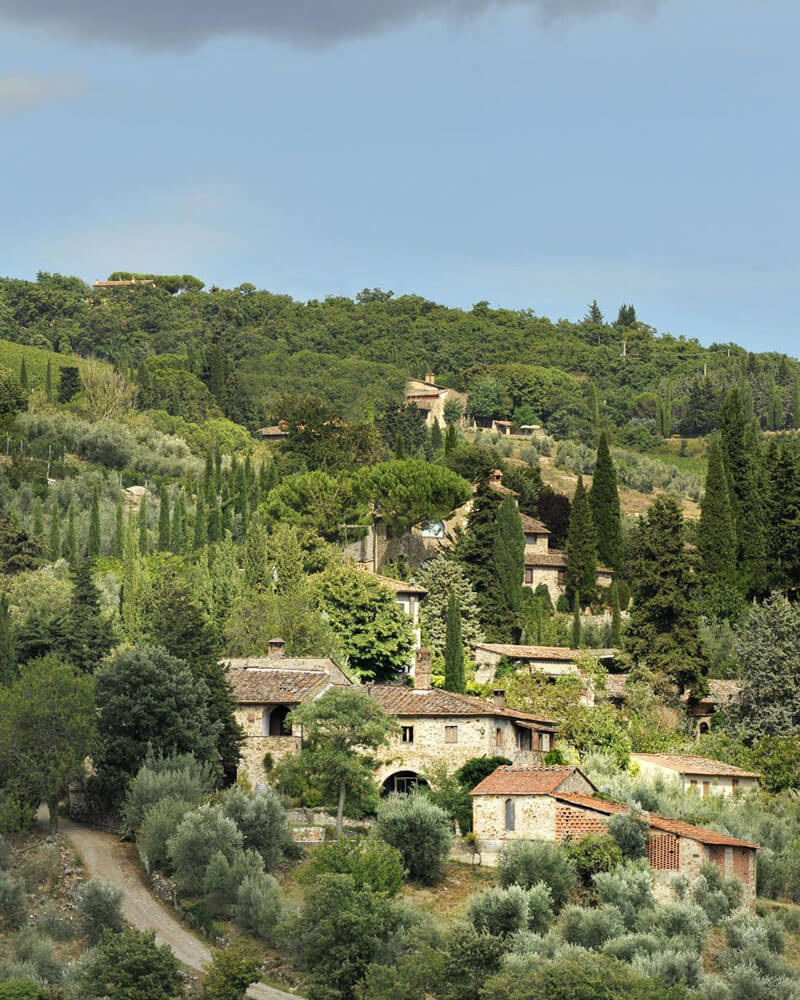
703, 781, 711, 798
495, 727, 504, 748
444, 725, 458, 743
540, 732, 550, 751
402, 726, 414, 744
731, 778, 739, 794
557, 569, 567, 586
516, 729, 532, 752
524, 567, 533, 585
505, 798, 515, 831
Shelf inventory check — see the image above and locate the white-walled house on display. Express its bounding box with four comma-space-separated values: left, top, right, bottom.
631, 754, 761, 798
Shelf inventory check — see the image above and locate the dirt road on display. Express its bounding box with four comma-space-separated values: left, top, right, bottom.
59, 817, 301, 1000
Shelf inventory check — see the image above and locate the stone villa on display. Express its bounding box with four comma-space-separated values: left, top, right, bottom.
631, 754, 761, 798
404, 374, 468, 428
520, 507, 614, 604
470, 765, 759, 901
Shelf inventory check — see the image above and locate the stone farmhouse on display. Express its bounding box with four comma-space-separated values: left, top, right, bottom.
470, 765, 759, 901
605, 677, 742, 738
404, 374, 468, 428
473, 642, 617, 699
520, 509, 614, 604
631, 754, 761, 798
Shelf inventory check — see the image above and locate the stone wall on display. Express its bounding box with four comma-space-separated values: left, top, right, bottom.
473, 794, 557, 847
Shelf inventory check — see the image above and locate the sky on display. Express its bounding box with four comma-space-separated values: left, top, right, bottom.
0, 0, 797, 353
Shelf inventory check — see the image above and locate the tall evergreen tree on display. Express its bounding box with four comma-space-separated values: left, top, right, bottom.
454, 477, 502, 635
56, 561, 116, 672
138, 497, 149, 555
45, 360, 53, 403
588, 384, 600, 429
19, 359, 28, 391
588, 432, 623, 572
610, 582, 622, 647
584, 300, 603, 324
571, 594, 582, 648
65, 501, 78, 565
113, 498, 124, 559
207, 497, 222, 543
0, 592, 16, 685
171, 491, 187, 554
765, 440, 800, 593
444, 423, 458, 455
430, 419, 443, 452
31, 499, 45, 547
566, 476, 598, 606
158, 485, 171, 551
793, 376, 800, 431
767, 383, 784, 431
697, 436, 738, 613
193, 493, 207, 550
88, 488, 101, 559
626, 496, 707, 696
48, 503, 61, 562
443, 591, 466, 693
493, 495, 525, 639
121, 515, 145, 641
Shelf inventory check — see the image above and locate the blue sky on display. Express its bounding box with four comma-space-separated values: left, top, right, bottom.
0, 0, 797, 353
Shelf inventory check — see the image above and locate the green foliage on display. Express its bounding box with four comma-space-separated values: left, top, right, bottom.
221, 786, 289, 870
453, 756, 512, 792
262, 470, 368, 544
0, 872, 26, 930
415, 557, 483, 653
493, 495, 525, 637
0, 593, 15, 685
589, 432, 624, 571
138, 796, 194, 875
0, 981, 45, 1000
593, 860, 655, 930
564, 833, 623, 887
74, 877, 124, 943
121, 752, 219, 835
497, 840, 576, 910
468, 885, 529, 937
443, 591, 465, 693
234, 871, 282, 942
353, 460, 471, 538
79, 927, 183, 1000
202, 943, 262, 1000
375, 793, 453, 883
566, 476, 598, 605
558, 903, 626, 949
167, 803, 244, 893
297, 835, 406, 897
608, 812, 650, 860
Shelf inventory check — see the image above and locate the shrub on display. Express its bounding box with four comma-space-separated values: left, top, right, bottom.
79, 927, 182, 1000
593, 860, 654, 930
563, 833, 623, 887
296, 835, 406, 897
0, 873, 26, 931
645, 901, 710, 952
468, 886, 529, 937
632, 949, 703, 989
235, 872, 282, 942
608, 812, 649, 860
202, 942, 262, 1000
557, 904, 625, 950
602, 932, 663, 962
0, 983, 46, 1000
497, 841, 576, 910
376, 794, 452, 883
138, 796, 194, 875
724, 912, 784, 954
121, 753, 218, 835
221, 786, 289, 870
201, 849, 264, 917
525, 882, 555, 935
0, 835, 8, 869
692, 862, 743, 923
73, 878, 124, 944
167, 804, 243, 893
34, 901, 75, 941
10, 929, 61, 984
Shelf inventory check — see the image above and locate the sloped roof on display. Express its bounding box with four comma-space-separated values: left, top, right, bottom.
371, 574, 428, 595
681, 679, 741, 706
475, 643, 616, 662
228, 668, 332, 704
525, 550, 569, 568
520, 514, 550, 534
632, 754, 760, 779
470, 765, 591, 796
554, 794, 759, 849
364, 685, 557, 727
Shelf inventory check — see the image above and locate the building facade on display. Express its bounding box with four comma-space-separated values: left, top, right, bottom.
404, 375, 468, 428
631, 754, 760, 797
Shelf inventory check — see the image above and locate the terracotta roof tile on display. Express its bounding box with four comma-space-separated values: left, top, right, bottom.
475, 643, 616, 662
632, 754, 761, 779
471, 766, 588, 796
520, 514, 550, 534
364, 685, 557, 727
371, 575, 428, 595
525, 550, 569, 568
228, 667, 333, 704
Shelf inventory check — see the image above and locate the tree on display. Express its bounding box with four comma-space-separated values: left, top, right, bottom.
354, 461, 471, 539
79, 928, 183, 1000
282, 688, 396, 835
57, 366, 80, 403
455, 477, 502, 633
467, 375, 505, 420
375, 794, 453, 883
0, 514, 42, 575
588, 433, 623, 571
88, 487, 101, 559
157, 485, 171, 551
47, 504, 60, 563
55, 560, 116, 672
793, 376, 800, 431
94, 646, 219, 804
45, 360, 52, 402
610, 582, 622, 647
0, 657, 96, 832
626, 496, 706, 695
171, 490, 187, 554
415, 557, 483, 653
0, 370, 27, 414
64, 501, 77, 565
697, 436, 739, 613
113, 497, 124, 558
768, 383, 784, 431
312, 565, 414, 682
79, 358, 137, 421
138, 496, 149, 555
616, 304, 636, 327
765, 440, 800, 594
0, 593, 15, 685
263, 470, 370, 544
571, 594, 582, 648
583, 300, 603, 324
202, 943, 262, 1000
377, 403, 427, 454
193, 491, 207, 550
535, 488, 571, 548
444, 591, 465, 693
444, 397, 464, 426
565, 477, 597, 606
493, 495, 525, 638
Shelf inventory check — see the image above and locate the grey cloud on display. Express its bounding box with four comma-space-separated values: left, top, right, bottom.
0, 0, 662, 48
0, 71, 87, 115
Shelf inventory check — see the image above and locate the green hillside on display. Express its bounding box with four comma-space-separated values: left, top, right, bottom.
0, 336, 86, 389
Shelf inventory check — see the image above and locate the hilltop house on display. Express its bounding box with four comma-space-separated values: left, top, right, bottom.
519, 508, 614, 603
473, 642, 617, 704
631, 754, 761, 798
404, 374, 468, 428
470, 765, 758, 901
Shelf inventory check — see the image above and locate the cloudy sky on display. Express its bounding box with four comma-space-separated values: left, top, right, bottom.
0, 0, 797, 351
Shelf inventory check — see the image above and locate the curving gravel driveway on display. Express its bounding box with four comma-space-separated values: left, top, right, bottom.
59, 817, 301, 1000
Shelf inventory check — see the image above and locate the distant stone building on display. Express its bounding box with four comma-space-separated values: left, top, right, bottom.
519, 509, 613, 603
631, 754, 760, 798
473, 642, 616, 704
470, 764, 759, 901
404, 374, 467, 428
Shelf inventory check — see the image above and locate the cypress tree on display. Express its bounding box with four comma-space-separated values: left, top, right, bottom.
65, 501, 78, 565
113, 498, 124, 559
193, 493, 207, 550
493, 494, 525, 639
19, 359, 28, 391
220, 483, 233, 537
455, 478, 502, 635
430, 420, 443, 452
207, 498, 222, 543
0, 592, 16, 685
443, 591, 466, 693
610, 582, 622, 647
214, 450, 223, 494
48, 503, 61, 562
589, 432, 623, 571
121, 515, 145, 640
393, 432, 406, 459
765, 441, 800, 593
768, 385, 784, 431
32, 499, 45, 546
536, 602, 544, 644
566, 476, 598, 606
171, 491, 187, 554
88, 487, 101, 559
793, 376, 800, 431
697, 436, 738, 609
158, 484, 171, 551
45, 360, 53, 402
445, 423, 458, 455
57, 560, 116, 672
571, 593, 582, 648
138, 496, 149, 555
588, 384, 600, 429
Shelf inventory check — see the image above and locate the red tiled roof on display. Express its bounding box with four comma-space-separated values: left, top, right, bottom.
632, 754, 760, 779
520, 514, 550, 534
228, 667, 333, 704
475, 643, 616, 662
371, 575, 428, 595
525, 550, 569, 568
471, 765, 589, 796
554, 794, 759, 849
364, 685, 557, 727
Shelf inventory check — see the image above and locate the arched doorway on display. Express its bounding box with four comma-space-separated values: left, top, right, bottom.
262, 705, 292, 737
381, 771, 428, 795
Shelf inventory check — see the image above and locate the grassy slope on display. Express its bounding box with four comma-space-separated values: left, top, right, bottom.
0, 337, 84, 388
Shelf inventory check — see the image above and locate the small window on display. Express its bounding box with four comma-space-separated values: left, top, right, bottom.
524, 567, 533, 585
516, 728, 532, 752
703, 781, 711, 798
732, 778, 740, 794
444, 725, 458, 743
402, 725, 414, 744
690, 779, 698, 790
540, 732, 550, 752
505, 798, 515, 831
495, 727, 504, 748
557, 569, 567, 586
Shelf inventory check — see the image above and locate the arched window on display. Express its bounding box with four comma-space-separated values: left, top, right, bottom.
269, 705, 292, 737
505, 798, 515, 831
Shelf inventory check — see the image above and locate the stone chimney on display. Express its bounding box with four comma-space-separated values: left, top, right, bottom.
268, 637, 286, 659
414, 648, 432, 690
489, 469, 503, 487
493, 689, 506, 709
424, 372, 436, 385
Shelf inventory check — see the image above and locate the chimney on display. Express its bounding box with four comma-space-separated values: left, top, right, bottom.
493, 689, 506, 709
268, 638, 286, 659
490, 469, 503, 486
425, 372, 436, 385
414, 648, 432, 690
